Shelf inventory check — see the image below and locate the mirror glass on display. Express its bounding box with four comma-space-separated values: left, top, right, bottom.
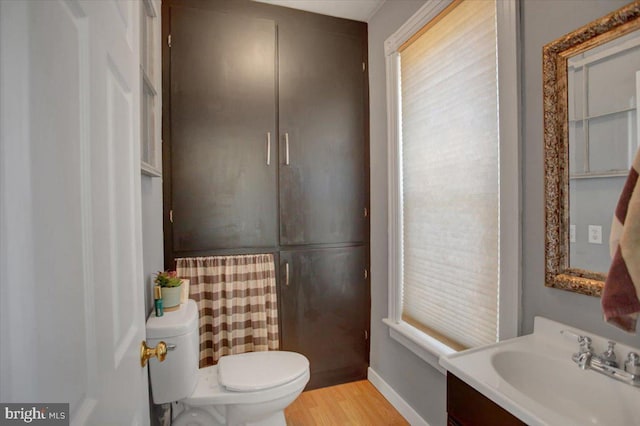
543, 2, 640, 296
567, 30, 640, 274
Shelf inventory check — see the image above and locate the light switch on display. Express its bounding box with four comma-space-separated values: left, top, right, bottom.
570, 225, 576, 243
588, 225, 602, 244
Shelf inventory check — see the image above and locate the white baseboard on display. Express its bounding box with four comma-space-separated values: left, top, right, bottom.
367, 367, 430, 426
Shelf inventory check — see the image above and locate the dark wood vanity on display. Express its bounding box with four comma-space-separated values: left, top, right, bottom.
447, 373, 526, 426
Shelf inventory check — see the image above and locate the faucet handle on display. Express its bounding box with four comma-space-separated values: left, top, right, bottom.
624, 352, 640, 376
577, 336, 593, 354
560, 330, 591, 346
560, 330, 594, 355
601, 341, 618, 367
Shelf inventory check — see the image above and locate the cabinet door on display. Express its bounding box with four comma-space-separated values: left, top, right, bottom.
279, 246, 369, 389
279, 26, 367, 245
447, 374, 526, 426
170, 7, 277, 252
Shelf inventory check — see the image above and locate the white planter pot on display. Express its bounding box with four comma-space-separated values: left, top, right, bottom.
162, 285, 182, 309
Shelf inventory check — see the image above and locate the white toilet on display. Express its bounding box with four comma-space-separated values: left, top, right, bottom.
146, 299, 310, 426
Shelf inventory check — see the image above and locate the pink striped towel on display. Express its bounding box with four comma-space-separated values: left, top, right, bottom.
602, 149, 640, 333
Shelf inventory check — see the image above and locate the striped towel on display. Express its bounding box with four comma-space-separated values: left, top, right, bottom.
602, 149, 640, 333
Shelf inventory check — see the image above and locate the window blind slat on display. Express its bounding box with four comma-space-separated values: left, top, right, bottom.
400, 0, 499, 349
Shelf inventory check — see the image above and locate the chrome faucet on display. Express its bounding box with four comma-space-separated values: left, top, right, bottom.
561, 330, 640, 387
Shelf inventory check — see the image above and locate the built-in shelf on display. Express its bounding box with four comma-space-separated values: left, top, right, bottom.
140, 0, 161, 177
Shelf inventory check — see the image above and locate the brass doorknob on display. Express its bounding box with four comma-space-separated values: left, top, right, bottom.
140, 341, 168, 367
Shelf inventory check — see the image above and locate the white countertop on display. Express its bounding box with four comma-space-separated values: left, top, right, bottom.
439, 317, 640, 426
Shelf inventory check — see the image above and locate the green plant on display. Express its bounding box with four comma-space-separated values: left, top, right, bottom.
154, 270, 182, 288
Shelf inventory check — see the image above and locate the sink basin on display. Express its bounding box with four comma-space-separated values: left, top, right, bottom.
440, 317, 640, 426
491, 350, 626, 425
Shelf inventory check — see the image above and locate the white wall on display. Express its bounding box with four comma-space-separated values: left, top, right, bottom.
141, 176, 164, 315
570, 176, 626, 273
520, 0, 640, 348
369, 1, 640, 424
368, 2, 448, 426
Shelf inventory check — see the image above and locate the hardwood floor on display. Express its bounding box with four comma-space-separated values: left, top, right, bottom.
285, 380, 410, 425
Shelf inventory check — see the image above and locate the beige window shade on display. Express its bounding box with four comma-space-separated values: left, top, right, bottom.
400, 0, 499, 349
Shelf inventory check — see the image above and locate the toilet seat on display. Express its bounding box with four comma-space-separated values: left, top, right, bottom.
218, 351, 309, 392
183, 352, 310, 407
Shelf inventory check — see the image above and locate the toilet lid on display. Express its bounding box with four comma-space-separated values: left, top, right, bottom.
218, 351, 309, 392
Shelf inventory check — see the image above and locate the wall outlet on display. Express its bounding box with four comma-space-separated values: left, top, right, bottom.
570, 224, 576, 243
588, 225, 602, 244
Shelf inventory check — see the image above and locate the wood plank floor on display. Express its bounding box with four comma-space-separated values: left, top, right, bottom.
285, 380, 410, 426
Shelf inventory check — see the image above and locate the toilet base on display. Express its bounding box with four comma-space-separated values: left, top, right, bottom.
173, 406, 286, 426
170, 362, 308, 426
242, 411, 286, 426
173, 408, 220, 426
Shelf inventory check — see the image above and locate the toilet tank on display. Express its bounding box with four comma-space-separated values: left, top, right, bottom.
146, 299, 199, 404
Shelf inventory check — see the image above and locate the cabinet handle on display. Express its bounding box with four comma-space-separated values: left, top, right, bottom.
285, 262, 290, 286
285, 132, 290, 165
266, 132, 271, 166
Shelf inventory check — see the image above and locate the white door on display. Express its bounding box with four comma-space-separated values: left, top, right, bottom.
0, 1, 150, 424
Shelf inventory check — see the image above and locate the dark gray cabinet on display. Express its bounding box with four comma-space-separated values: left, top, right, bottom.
279, 25, 367, 246
279, 246, 369, 389
163, 0, 369, 389
169, 7, 278, 252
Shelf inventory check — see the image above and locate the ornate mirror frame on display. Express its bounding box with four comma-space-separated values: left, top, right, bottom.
543, 2, 640, 297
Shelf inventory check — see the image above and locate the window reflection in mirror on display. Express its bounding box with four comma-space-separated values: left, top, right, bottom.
567, 30, 640, 274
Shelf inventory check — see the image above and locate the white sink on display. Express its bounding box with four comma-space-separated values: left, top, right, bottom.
440, 317, 640, 426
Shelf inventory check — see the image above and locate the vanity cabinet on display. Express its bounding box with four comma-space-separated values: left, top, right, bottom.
163, 0, 370, 389
447, 374, 525, 426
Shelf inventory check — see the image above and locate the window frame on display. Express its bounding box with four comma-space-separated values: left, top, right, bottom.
383, 0, 521, 373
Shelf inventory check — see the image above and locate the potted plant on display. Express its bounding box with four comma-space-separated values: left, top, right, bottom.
154, 270, 183, 309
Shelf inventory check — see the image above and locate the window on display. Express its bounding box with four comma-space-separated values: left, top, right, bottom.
384, 0, 520, 371
140, 0, 162, 177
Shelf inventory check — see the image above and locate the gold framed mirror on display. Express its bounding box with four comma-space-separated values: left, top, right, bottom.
543, 2, 640, 296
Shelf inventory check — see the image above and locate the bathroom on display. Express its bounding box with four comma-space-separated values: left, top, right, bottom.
1, 0, 639, 425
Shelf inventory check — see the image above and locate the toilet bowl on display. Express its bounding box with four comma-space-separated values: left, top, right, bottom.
146, 299, 309, 426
